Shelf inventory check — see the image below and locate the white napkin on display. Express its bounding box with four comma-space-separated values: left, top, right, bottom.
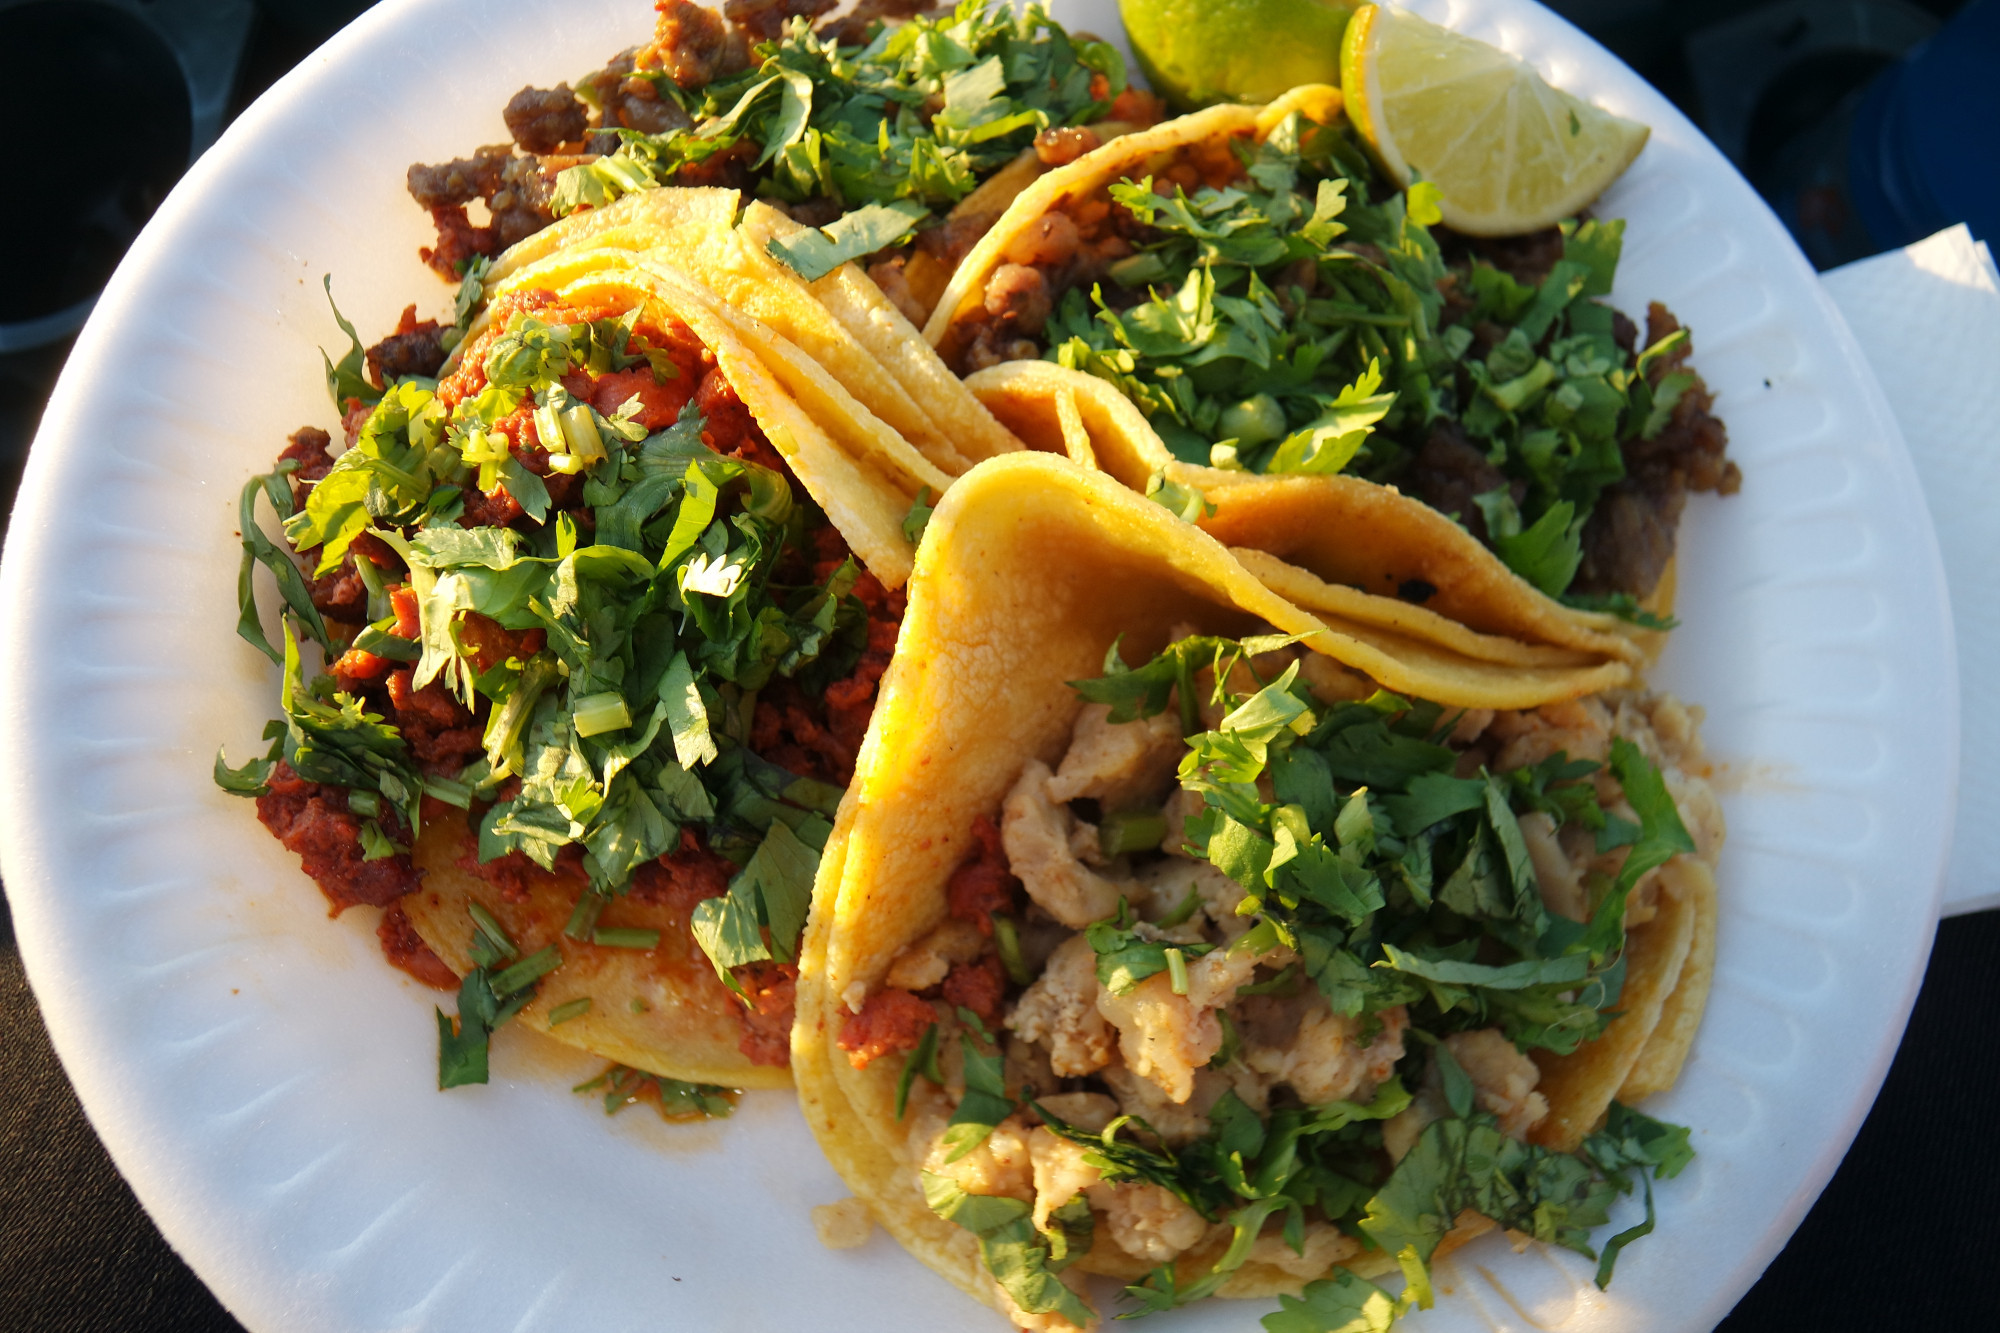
1821, 225, 2000, 915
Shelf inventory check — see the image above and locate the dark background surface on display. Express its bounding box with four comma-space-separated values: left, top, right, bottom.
0, 1, 1990, 1329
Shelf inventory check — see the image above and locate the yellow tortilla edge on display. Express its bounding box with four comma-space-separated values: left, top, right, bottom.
737, 201, 1025, 467
1529, 857, 1704, 1151
543, 261, 928, 586
405, 813, 791, 1090
964, 359, 1645, 666
921, 100, 1269, 349
1619, 854, 1718, 1101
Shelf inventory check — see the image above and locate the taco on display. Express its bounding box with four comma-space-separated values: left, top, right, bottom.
220, 258, 941, 1092
962, 357, 1655, 666
922, 81, 1736, 611
468, 185, 1025, 477
795, 452, 1720, 1328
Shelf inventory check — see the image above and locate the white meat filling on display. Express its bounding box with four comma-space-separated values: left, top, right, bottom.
1002, 759, 1128, 928
1381, 1027, 1551, 1162
1008, 934, 1115, 1078
1094, 939, 1291, 1104
884, 916, 987, 991
948, 676, 1714, 1289
1046, 701, 1186, 810
1235, 997, 1410, 1111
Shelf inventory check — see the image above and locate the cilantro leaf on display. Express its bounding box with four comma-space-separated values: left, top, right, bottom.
1375, 942, 1589, 990
1085, 914, 1216, 993
437, 934, 559, 1089
687, 818, 821, 983
1491, 499, 1585, 598
1262, 1269, 1397, 1333
940, 1028, 1016, 1162
894, 1022, 942, 1119
767, 199, 928, 282
234, 468, 332, 667
901, 486, 935, 544
922, 1170, 1095, 1326
319, 275, 378, 410
1579, 738, 1696, 961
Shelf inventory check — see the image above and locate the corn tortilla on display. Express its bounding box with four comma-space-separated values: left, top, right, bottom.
405, 814, 789, 1089
1529, 856, 1706, 1151
794, 452, 1709, 1313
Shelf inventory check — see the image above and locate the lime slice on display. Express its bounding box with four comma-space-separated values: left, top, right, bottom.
1119, 0, 1358, 111
1339, 3, 1649, 235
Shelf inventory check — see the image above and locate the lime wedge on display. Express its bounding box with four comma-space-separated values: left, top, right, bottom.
1340, 3, 1648, 235
1120, 0, 1358, 111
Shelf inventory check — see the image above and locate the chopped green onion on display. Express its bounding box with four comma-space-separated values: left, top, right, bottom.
592, 927, 661, 950
532, 398, 566, 458
490, 944, 562, 996
352, 621, 421, 661
564, 888, 608, 940
560, 403, 606, 467
599, 155, 654, 192
467, 902, 519, 960
629, 997, 650, 1014
1157, 882, 1204, 929
1100, 809, 1167, 857
353, 552, 393, 622
1165, 947, 1190, 995
356, 819, 402, 861
1209, 1009, 1240, 1067
993, 914, 1033, 986
572, 691, 632, 737
423, 775, 473, 808
548, 997, 592, 1025
1486, 358, 1557, 412
1218, 394, 1287, 449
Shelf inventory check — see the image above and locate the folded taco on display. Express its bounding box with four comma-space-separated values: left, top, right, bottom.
470, 186, 1026, 478
924, 82, 1736, 611
221, 260, 938, 1091
795, 452, 1720, 1328
963, 357, 1652, 667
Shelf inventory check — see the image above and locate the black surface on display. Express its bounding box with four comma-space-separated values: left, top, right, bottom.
0, 3, 192, 326
0, 900, 247, 1333
1716, 911, 2000, 1331
0, 2, 1992, 1330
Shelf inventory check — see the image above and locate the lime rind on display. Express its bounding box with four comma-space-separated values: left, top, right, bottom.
1342, 3, 1649, 235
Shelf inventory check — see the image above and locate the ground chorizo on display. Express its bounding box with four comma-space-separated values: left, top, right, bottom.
838, 988, 936, 1069
503, 84, 588, 154
255, 762, 421, 914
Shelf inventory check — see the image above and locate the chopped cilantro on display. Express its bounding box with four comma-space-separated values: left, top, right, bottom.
1262, 1270, 1397, 1333
894, 1022, 942, 1119
551, 0, 1122, 253
939, 1026, 1015, 1162
1024, 636, 1700, 1322
1042, 108, 1677, 596
1086, 904, 1217, 993
767, 200, 928, 282
575, 1063, 735, 1119
901, 485, 936, 545
923, 1171, 1094, 1325
221, 306, 885, 1090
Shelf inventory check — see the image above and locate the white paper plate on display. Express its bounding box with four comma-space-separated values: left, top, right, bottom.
0, 0, 1958, 1329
